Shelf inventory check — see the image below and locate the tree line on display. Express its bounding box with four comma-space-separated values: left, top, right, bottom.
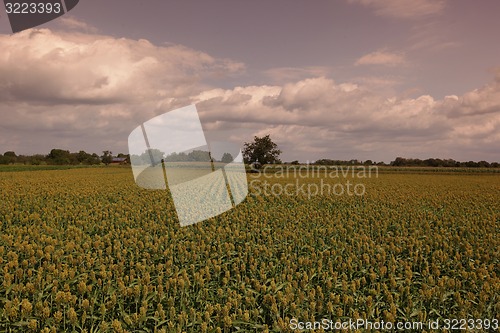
0, 148, 234, 166
0, 149, 130, 166
311, 157, 499, 168
242, 135, 499, 168
1, 136, 498, 168
388, 157, 499, 168
129, 148, 235, 165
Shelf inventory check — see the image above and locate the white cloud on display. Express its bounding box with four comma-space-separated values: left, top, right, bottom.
0, 29, 244, 106
0, 29, 498, 163
192, 75, 499, 162
439, 69, 500, 118
58, 16, 98, 33
194, 77, 442, 134
355, 50, 406, 66
0, 29, 244, 154
348, 0, 447, 19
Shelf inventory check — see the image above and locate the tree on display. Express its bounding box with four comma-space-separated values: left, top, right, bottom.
3, 151, 17, 164
47, 149, 71, 165
163, 152, 187, 162
243, 135, 282, 165
187, 150, 211, 162
76, 150, 91, 163
140, 149, 164, 165
29, 154, 46, 165
4, 151, 16, 157
101, 151, 113, 166
221, 152, 234, 163
90, 153, 101, 165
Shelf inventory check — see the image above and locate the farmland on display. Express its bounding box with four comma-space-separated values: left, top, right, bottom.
0, 167, 499, 332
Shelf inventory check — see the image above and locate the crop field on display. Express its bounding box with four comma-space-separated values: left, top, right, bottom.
0, 167, 498, 332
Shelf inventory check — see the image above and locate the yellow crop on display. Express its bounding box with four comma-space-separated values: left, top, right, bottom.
0, 167, 498, 332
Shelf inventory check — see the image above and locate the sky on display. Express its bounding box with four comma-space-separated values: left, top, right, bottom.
1, 0, 499, 163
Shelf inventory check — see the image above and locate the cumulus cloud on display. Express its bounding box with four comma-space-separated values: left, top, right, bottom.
347, 0, 447, 19
355, 50, 406, 66
0, 29, 244, 106
194, 77, 444, 135
0, 28, 244, 154
0, 28, 498, 163
192, 75, 499, 162
440, 69, 500, 117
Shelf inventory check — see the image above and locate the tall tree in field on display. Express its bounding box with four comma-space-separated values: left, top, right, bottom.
243, 135, 282, 165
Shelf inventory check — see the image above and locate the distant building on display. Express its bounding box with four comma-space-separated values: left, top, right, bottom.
110, 157, 128, 165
